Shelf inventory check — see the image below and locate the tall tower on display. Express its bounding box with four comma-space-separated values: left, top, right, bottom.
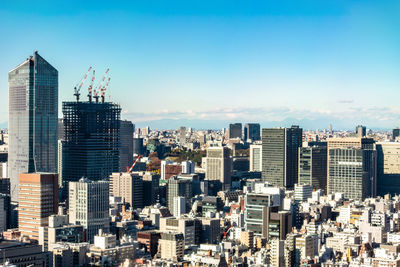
119, 120, 134, 171
261, 126, 302, 188
8, 51, 58, 202
61, 101, 121, 191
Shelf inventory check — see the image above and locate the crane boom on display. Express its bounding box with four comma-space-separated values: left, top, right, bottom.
127, 155, 142, 173
101, 77, 111, 103
87, 70, 96, 102
74, 66, 92, 101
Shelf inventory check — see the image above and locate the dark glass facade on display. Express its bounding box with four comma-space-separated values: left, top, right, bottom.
61, 101, 121, 191
244, 123, 261, 141
261, 126, 302, 188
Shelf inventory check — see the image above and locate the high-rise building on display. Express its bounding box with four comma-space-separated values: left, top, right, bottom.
356, 125, 367, 138
244, 123, 261, 142
393, 128, 400, 141
62, 101, 120, 192
120, 120, 134, 172
295, 234, 317, 266
249, 144, 262, 172
205, 146, 231, 190
8, 51, 58, 202
18, 173, 58, 240
376, 142, 400, 196
132, 138, 145, 155
143, 172, 160, 206
261, 126, 303, 188
229, 123, 242, 139
69, 178, 110, 243
327, 138, 377, 201
298, 146, 327, 191
110, 172, 143, 209
167, 176, 192, 214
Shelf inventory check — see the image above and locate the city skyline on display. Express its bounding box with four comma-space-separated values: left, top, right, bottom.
1, 1, 400, 130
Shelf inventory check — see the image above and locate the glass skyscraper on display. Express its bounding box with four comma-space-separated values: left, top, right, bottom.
61, 101, 121, 197
8, 51, 58, 202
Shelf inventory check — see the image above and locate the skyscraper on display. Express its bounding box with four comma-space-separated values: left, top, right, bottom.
62, 101, 121, 192
393, 128, 400, 141
205, 146, 231, 190
298, 145, 327, 191
261, 126, 302, 188
244, 123, 261, 142
18, 173, 58, 240
120, 120, 134, 172
327, 137, 377, 201
8, 51, 58, 202
69, 178, 109, 243
229, 123, 242, 139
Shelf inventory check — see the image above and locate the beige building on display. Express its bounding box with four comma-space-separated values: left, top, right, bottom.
270, 238, 285, 267
240, 231, 254, 248
205, 146, 231, 190
110, 172, 143, 209
159, 217, 196, 246
159, 232, 184, 261
18, 173, 58, 240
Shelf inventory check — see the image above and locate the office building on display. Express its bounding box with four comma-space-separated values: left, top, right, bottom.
69, 178, 110, 243
376, 142, 400, 196
261, 126, 302, 188
143, 172, 160, 206
0, 240, 51, 266
244, 123, 261, 142
298, 146, 327, 191
57, 140, 63, 187
160, 217, 196, 246
356, 125, 367, 138
62, 100, 120, 191
205, 146, 231, 190
8, 51, 58, 202
295, 234, 317, 265
159, 232, 184, 261
294, 184, 313, 202
120, 120, 134, 172
229, 123, 242, 139
181, 161, 195, 174
132, 138, 145, 155
327, 138, 377, 201
200, 217, 221, 244
39, 212, 84, 251
393, 128, 400, 141
167, 176, 192, 214
244, 193, 279, 236
250, 144, 262, 172
110, 172, 143, 209
18, 173, 58, 240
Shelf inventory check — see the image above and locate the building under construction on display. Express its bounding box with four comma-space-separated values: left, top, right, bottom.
61, 68, 121, 198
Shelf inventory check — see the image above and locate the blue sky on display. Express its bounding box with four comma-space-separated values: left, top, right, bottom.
1, 0, 400, 129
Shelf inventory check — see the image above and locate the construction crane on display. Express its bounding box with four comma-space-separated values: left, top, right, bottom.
93, 68, 109, 103
101, 77, 111, 103
74, 67, 92, 101
127, 155, 142, 173
87, 70, 96, 102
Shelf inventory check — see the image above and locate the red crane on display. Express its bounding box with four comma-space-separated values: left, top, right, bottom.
101, 77, 111, 103
127, 155, 142, 173
87, 70, 96, 102
74, 66, 92, 101
94, 68, 109, 103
